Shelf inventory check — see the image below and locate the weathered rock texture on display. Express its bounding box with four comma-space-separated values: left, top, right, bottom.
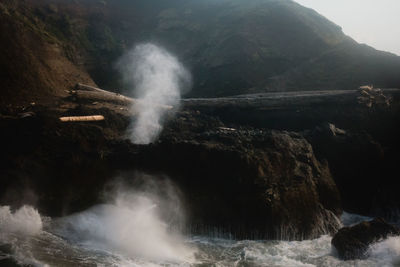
0, 99, 342, 240
130, 126, 342, 239
1, 89, 400, 240
332, 218, 400, 260
305, 123, 385, 215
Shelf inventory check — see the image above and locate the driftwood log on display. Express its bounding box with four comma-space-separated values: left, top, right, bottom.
59, 115, 105, 122
357, 85, 391, 108
71, 90, 137, 106
73, 83, 173, 110
76, 83, 121, 94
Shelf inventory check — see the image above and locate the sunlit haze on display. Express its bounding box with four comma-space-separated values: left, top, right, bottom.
295, 0, 400, 56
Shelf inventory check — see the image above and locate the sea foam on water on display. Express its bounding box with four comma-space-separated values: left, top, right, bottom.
50, 176, 195, 264
0, 205, 42, 237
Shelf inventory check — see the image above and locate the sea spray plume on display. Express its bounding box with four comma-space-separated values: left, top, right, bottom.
104, 173, 187, 232
0, 205, 45, 266
50, 174, 194, 263
118, 43, 192, 144
0, 205, 42, 237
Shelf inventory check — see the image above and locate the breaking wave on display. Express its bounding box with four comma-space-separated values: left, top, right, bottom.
1, 204, 400, 266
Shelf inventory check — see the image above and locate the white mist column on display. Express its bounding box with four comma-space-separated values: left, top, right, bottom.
118, 43, 191, 144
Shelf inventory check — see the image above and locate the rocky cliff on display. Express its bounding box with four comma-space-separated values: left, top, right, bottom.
0, 0, 96, 105
1, 89, 400, 239
1, 0, 400, 241
1, 0, 400, 100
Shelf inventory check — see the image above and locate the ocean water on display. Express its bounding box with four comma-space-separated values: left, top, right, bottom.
2, 203, 400, 267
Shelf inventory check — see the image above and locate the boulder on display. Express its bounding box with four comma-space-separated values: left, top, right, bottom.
332, 218, 400, 260
115, 113, 343, 240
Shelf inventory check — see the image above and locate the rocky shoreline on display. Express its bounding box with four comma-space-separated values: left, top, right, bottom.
1, 89, 400, 240
332, 218, 400, 260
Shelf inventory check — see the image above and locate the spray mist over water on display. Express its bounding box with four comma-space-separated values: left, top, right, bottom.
118, 43, 192, 144
2, 204, 400, 266
0, 206, 42, 237
0, 205, 46, 266
51, 174, 194, 264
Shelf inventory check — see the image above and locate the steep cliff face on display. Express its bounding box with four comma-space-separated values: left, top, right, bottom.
1, 85, 399, 240
130, 125, 342, 239
0, 103, 342, 240
2, 0, 400, 101
0, 1, 95, 105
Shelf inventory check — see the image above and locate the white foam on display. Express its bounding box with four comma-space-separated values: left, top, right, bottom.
3, 204, 399, 266
191, 233, 400, 267
341, 212, 372, 227
239, 236, 332, 267
0, 205, 47, 267
368, 236, 400, 266
0, 205, 42, 237
51, 191, 194, 264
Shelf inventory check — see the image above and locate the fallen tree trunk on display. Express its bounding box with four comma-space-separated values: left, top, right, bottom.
72, 90, 137, 106
73, 83, 173, 110
75, 83, 119, 94
59, 115, 105, 122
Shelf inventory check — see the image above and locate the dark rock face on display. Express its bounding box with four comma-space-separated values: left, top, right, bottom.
120, 114, 343, 239
0, 1, 96, 105
332, 218, 400, 260
305, 122, 396, 217
0, 258, 21, 267
2, 91, 400, 240
0, 244, 21, 267
0, 106, 342, 240
305, 123, 383, 213
181, 90, 400, 220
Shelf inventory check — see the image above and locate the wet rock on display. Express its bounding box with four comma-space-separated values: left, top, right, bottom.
305, 123, 385, 215
313, 123, 346, 137
129, 122, 343, 240
18, 111, 36, 119
1, 104, 343, 240
0, 258, 23, 267
332, 218, 400, 260
0, 245, 22, 267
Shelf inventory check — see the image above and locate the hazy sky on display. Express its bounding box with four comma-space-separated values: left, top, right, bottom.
295, 0, 400, 56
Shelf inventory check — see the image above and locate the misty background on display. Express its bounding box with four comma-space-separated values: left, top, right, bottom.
3, 0, 400, 102
295, 0, 400, 55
